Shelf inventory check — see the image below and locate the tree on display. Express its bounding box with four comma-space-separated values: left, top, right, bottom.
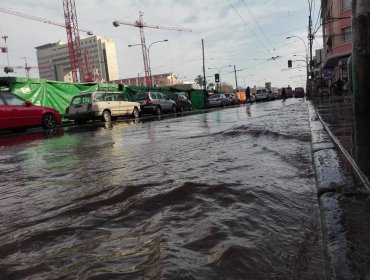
194, 75, 204, 86
220, 82, 233, 93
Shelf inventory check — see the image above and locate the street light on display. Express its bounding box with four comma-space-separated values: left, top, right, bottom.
128, 39, 168, 86
286, 36, 310, 93
207, 64, 231, 91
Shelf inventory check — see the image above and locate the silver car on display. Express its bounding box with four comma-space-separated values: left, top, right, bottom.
132, 91, 177, 115
65, 91, 141, 124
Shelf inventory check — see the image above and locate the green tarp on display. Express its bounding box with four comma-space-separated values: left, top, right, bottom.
0, 76, 206, 115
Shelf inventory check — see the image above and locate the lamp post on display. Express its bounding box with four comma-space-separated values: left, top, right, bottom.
207, 64, 231, 92
128, 39, 168, 87
286, 36, 310, 95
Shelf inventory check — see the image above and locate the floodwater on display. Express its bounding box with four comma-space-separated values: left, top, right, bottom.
0, 99, 326, 279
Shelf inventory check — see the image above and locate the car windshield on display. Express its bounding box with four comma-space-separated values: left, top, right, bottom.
132, 93, 148, 101
71, 94, 91, 105
209, 95, 217, 99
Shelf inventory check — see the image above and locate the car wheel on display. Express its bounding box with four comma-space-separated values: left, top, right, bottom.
132, 107, 140, 118
42, 113, 57, 129
102, 110, 111, 122
171, 105, 177, 113
155, 106, 161, 115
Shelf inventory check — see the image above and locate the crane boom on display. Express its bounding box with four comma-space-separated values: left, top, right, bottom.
113, 20, 192, 32
0, 7, 92, 34
113, 11, 191, 86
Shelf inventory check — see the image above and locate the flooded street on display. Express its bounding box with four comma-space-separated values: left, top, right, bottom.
0, 98, 326, 279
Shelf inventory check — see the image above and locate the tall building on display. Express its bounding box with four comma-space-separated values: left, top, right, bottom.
321, 0, 352, 83
35, 35, 119, 83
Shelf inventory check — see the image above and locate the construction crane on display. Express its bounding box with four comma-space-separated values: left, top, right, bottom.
0, 63, 51, 77
63, 0, 88, 83
113, 11, 192, 87
0, 7, 92, 35
0, 5, 92, 82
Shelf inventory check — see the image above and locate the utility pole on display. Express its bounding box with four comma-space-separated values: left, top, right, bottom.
352, 0, 370, 116
202, 39, 206, 91
308, 0, 314, 97
234, 65, 238, 90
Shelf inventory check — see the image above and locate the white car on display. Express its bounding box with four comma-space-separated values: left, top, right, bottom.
255, 88, 269, 101
65, 91, 141, 124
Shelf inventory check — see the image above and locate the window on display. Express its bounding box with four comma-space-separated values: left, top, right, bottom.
0, 96, 4, 105
72, 94, 91, 105
341, 27, 352, 42
2, 93, 26, 106
342, 0, 351, 10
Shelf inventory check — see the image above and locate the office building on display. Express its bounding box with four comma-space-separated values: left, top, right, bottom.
35, 35, 119, 83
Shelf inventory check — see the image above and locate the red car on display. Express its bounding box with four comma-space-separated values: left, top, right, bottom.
0, 91, 62, 131
294, 87, 305, 98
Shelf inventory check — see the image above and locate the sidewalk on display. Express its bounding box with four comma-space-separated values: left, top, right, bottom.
308, 94, 370, 279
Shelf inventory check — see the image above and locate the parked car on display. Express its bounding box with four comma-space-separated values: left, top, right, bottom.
294, 87, 305, 98
65, 91, 140, 124
167, 92, 192, 112
224, 92, 239, 105
206, 94, 230, 108
255, 88, 269, 102
0, 91, 62, 131
286, 86, 293, 98
132, 91, 177, 115
267, 90, 275, 100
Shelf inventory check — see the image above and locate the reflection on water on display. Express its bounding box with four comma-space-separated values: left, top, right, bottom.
0, 99, 326, 279
0, 129, 64, 148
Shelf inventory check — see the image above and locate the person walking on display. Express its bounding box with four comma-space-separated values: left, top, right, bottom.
245, 87, 252, 104
282, 87, 287, 101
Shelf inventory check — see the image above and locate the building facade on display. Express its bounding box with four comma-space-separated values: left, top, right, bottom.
112, 73, 183, 87
35, 35, 119, 83
321, 0, 352, 83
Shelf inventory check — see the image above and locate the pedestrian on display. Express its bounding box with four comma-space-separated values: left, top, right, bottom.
282, 87, 287, 100
335, 77, 344, 95
245, 86, 251, 104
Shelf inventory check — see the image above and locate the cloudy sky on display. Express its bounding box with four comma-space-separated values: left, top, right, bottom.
0, 0, 322, 89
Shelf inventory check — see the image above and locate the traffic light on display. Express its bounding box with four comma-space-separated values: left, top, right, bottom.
215, 73, 220, 83
288, 60, 292, 68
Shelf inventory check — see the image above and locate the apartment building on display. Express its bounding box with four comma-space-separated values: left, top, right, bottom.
321, 0, 352, 83
35, 35, 119, 83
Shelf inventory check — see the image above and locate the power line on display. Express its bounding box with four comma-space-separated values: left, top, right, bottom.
226, 0, 269, 51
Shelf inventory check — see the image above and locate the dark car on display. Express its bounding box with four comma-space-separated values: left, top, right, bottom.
132, 91, 177, 115
168, 92, 192, 112
0, 91, 62, 131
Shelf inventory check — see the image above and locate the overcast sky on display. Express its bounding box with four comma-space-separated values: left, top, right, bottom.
0, 0, 322, 89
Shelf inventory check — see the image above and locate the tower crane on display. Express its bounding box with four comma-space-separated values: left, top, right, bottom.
63, 0, 89, 83
0, 5, 92, 82
113, 11, 191, 87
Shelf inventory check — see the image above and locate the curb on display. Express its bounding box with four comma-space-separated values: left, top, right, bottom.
308, 102, 354, 279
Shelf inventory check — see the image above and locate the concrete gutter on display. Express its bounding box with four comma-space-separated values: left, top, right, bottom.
308, 102, 357, 279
